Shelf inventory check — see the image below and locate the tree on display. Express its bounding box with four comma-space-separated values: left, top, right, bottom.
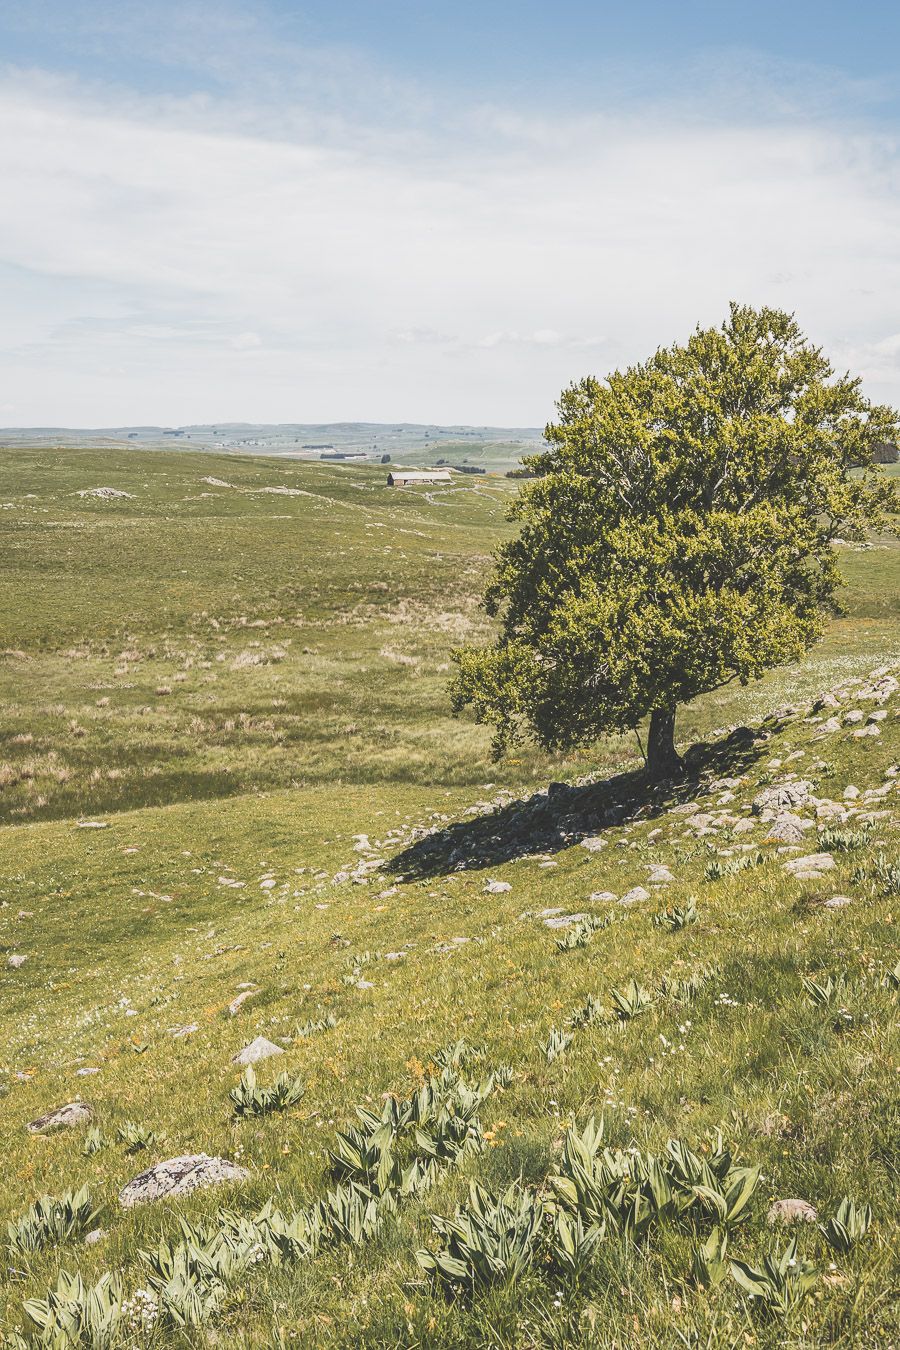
451, 304, 898, 778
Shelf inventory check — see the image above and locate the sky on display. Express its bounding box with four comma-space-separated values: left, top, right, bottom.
2, 1, 900, 426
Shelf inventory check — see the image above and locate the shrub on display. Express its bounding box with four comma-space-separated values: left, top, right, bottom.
6, 1187, 102, 1259
416, 1181, 545, 1290
229, 1066, 305, 1118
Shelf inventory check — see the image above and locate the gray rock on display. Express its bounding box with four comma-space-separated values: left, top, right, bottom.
843, 709, 865, 724
167, 1023, 199, 1038
732, 817, 756, 835
843, 786, 860, 800
620, 886, 651, 906
764, 812, 815, 843
7, 954, 27, 969
767, 1197, 818, 1225
228, 989, 258, 1016
28, 1102, 93, 1133
823, 895, 852, 909
816, 717, 842, 734
852, 723, 881, 738
588, 891, 618, 903
543, 912, 587, 929
579, 837, 606, 852
868, 709, 888, 723
119, 1153, 248, 1209
83, 1228, 107, 1246
484, 879, 511, 894
752, 781, 814, 816
646, 865, 675, 885
232, 1036, 283, 1066
783, 852, 835, 877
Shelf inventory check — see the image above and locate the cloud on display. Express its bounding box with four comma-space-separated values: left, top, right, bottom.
0, 62, 899, 423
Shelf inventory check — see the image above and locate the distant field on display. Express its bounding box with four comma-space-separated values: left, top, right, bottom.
0, 447, 898, 1349
0, 446, 896, 827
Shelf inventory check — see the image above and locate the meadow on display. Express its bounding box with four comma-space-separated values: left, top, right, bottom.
0, 447, 898, 1348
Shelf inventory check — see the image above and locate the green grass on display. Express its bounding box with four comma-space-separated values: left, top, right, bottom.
0, 446, 898, 1348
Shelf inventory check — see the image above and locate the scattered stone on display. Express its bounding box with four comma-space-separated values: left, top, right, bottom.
119, 1154, 248, 1209
782, 852, 835, 879
646, 864, 675, 885
484, 879, 511, 894
767, 1197, 818, 1225
588, 891, 618, 903
167, 1023, 199, 1038
868, 710, 888, 723
77, 821, 108, 829
620, 886, 651, 906
816, 717, 842, 735
7, 953, 27, 968
232, 1037, 283, 1066
228, 989, 258, 1016
752, 781, 814, 816
543, 913, 587, 929
75, 487, 135, 500
764, 813, 815, 843
579, 837, 606, 852
200, 477, 235, 488
823, 895, 852, 909
76, 1067, 100, 1077
843, 786, 860, 800
852, 724, 881, 739
843, 709, 865, 724
813, 693, 840, 711
84, 1228, 107, 1246
732, 818, 756, 835
28, 1102, 93, 1133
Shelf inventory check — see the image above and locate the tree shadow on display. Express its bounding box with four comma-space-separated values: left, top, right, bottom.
389, 724, 769, 880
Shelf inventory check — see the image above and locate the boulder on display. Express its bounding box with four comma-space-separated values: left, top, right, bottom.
767, 1197, 818, 1225
852, 724, 881, 739
843, 709, 865, 725
620, 886, 651, 906
646, 865, 675, 885
543, 913, 587, 929
588, 891, 618, 903
752, 781, 814, 816
119, 1153, 248, 1209
782, 852, 835, 878
484, 879, 511, 894
28, 1102, 93, 1133
579, 837, 606, 852
764, 812, 815, 843
232, 1037, 283, 1066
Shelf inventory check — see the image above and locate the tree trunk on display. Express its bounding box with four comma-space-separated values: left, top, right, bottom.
646, 706, 683, 780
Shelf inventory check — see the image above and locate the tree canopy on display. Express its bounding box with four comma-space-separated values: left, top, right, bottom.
451, 304, 899, 776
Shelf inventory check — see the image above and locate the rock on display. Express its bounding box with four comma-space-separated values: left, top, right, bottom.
543, 913, 587, 929
484, 879, 511, 894
752, 781, 814, 816
732, 817, 756, 835
7, 954, 27, 968
76, 1067, 100, 1077
83, 1228, 107, 1246
620, 886, 651, 906
767, 1197, 818, 1225
843, 786, 860, 800
868, 709, 888, 723
816, 717, 842, 735
852, 724, 881, 739
843, 709, 865, 724
167, 1023, 199, 1038
579, 837, 606, 852
119, 1153, 248, 1209
764, 813, 814, 843
813, 693, 840, 711
589, 891, 618, 903
232, 1037, 283, 1066
228, 989, 258, 1016
823, 895, 852, 909
28, 1102, 93, 1133
783, 852, 835, 878
646, 865, 675, 885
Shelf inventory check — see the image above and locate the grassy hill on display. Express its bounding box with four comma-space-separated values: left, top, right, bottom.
0, 447, 898, 1348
